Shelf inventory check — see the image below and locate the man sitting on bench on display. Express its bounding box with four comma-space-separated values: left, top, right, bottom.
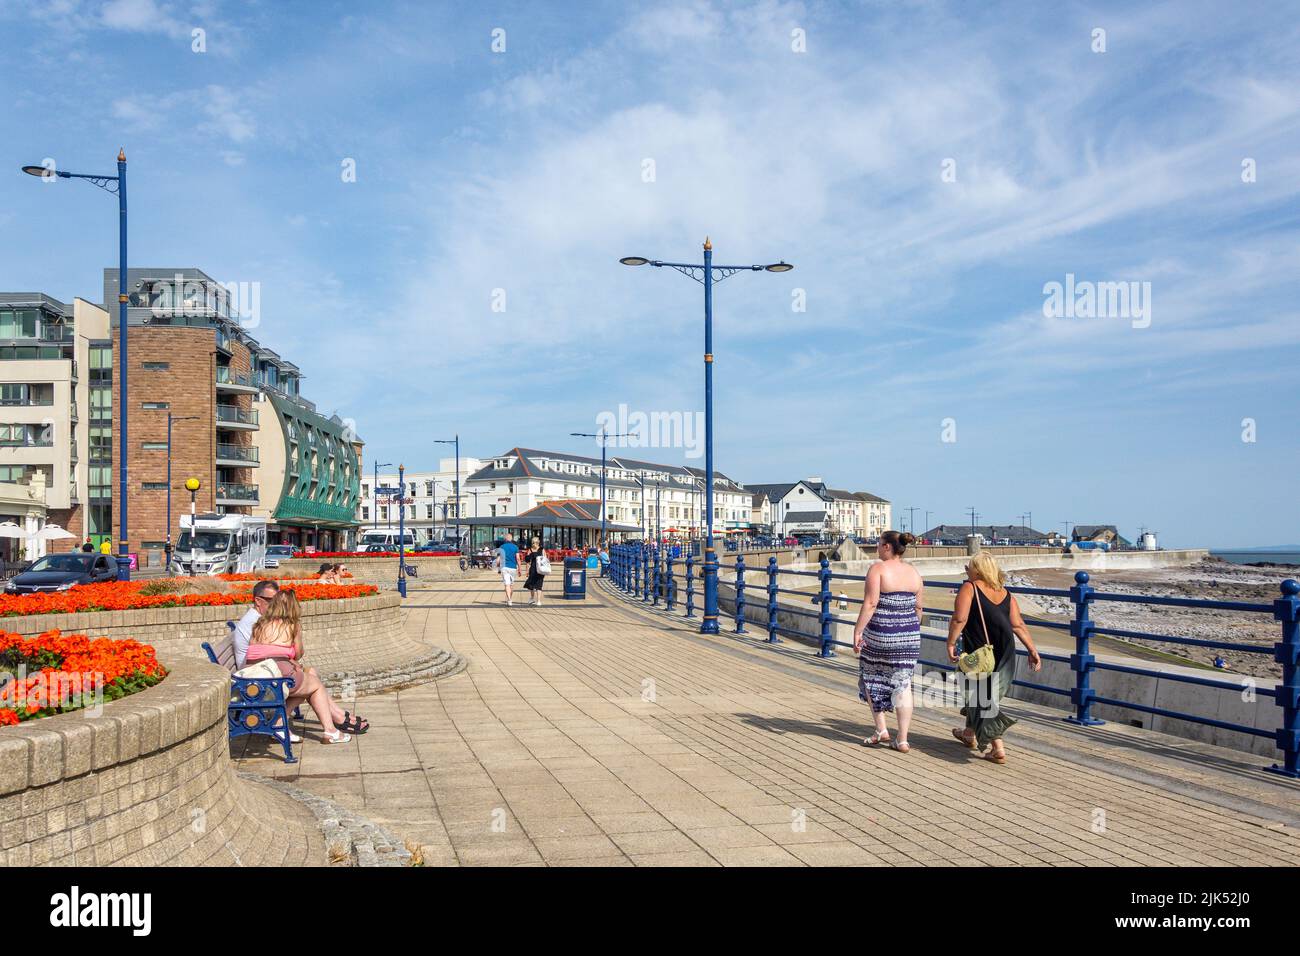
233, 579, 369, 735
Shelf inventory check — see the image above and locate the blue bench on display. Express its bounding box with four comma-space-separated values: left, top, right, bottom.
202, 625, 299, 763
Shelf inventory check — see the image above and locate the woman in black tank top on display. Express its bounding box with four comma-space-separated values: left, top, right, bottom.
945, 553, 1042, 764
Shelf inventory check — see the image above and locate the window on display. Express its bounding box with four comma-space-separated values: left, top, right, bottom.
361, 507, 370, 520
142, 401, 169, 410
0, 309, 39, 339
141, 442, 168, 451
142, 361, 169, 371
0, 424, 52, 447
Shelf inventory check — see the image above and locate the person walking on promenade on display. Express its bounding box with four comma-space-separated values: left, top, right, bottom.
946, 551, 1042, 764
523, 536, 547, 606
851, 531, 924, 752
496, 532, 520, 606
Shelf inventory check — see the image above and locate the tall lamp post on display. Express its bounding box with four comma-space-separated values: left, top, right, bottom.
184, 478, 200, 577
621, 239, 792, 635
24, 151, 132, 579
434, 436, 461, 552
571, 429, 631, 547
164, 414, 199, 564
397, 464, 408, 597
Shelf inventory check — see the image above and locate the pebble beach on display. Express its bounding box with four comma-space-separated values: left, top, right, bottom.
1010, 558, 1297, 679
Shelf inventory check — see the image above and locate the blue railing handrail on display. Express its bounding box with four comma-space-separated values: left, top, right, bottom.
606, 543, 1300, 780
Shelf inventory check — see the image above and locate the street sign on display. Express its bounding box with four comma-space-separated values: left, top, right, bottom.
376, 486, 402, 496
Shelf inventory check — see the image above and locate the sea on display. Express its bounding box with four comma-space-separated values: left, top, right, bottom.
1210, 549, 1300, 567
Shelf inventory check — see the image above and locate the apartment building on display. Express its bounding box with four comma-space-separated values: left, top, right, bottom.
101, 268, 363, 565
358, 457, 483, 541
0, 293, 110, 552
748, 478, 892, 538
464, 447, 752, 540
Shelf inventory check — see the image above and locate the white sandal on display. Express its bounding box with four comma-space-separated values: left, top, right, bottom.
322, 730, 352, 744
863, 731, 891, 746
890, 739, 911, 754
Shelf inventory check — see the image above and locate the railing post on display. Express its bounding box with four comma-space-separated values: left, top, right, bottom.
817, 557, 834, 657
666, 555, 676, 611
1066, 570, 1104, 726
767, 556, 780, 643
1269, 578, 1300, 778
734, 553, 747, 633
652, 548, 661, 606
685, 554, 696, 618
642, 545, 651, 602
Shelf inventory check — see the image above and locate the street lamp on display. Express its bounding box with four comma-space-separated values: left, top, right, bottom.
24, 151, 132, 579
164, 414, 199, 563
434, 436, 462, 553
397, 464, 408, 597
621, 238, 792, 635
372, 461, 393, 531
184, 477, 201, 577
571, 429, 630, 547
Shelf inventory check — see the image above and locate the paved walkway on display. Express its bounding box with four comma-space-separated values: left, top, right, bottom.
236, 574, 1300, 866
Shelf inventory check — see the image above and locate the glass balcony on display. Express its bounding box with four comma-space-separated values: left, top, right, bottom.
215, 366, 258, 392
215, 483, 259, 503
215, 404, 258, 427
216, 443, 259, 464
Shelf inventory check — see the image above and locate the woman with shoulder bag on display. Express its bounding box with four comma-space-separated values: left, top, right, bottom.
524, 536, 549, 606
946, 552, 1042, 764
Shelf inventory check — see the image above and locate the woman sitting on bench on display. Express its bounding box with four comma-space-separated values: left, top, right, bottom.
246, 590, 369, 742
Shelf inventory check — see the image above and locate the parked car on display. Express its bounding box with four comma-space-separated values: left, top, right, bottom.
4, 552, 120, 595
265, 544, 295, 568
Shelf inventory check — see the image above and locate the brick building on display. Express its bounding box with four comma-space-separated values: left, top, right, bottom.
100, 268, 363, 567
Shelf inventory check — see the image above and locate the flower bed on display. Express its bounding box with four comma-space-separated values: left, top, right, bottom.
294, 550, 458, 558
218, 571, 353, 581
0, 629, 167, 724
0, 578, 379, 618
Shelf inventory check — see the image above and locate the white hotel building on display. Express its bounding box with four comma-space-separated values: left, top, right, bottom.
359, 447, 752, 545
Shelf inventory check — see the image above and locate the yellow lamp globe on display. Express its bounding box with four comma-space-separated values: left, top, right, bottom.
184, 478, 201, 492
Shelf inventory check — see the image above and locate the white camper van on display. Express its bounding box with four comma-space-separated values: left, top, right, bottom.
357, 528, 417, 552
170, 513, 269, 576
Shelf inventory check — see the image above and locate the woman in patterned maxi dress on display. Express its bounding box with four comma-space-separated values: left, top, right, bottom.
851, 531, 925, 752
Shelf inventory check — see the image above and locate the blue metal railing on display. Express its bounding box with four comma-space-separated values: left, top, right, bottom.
607, 543, 1300, 779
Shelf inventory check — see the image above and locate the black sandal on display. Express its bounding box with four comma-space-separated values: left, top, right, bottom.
341, 712, 370, 734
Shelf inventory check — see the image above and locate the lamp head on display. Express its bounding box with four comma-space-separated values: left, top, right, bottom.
21, 165, 54, 179
184, 478, 201, 492
619, 256, 649, 267
764, 261, 794, 273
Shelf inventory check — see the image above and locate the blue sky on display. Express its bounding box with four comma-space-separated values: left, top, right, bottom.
2, 0, 1297, 548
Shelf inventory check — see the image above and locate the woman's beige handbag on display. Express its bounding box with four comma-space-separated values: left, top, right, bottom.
234, 659, 283, 680
957, 583, 996, 675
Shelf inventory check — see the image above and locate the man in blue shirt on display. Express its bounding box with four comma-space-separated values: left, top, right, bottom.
496, 533, 520, 606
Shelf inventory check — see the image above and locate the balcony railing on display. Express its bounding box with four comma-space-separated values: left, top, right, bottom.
216, 366, 256, 389
216, 443, 259, 463
216, 404, 258, 426
216, 483, 259, 503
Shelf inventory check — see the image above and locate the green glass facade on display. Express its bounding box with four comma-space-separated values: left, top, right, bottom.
266, 391, 360, 532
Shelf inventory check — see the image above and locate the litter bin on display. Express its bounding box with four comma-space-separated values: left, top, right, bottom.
563, 556, 587, 600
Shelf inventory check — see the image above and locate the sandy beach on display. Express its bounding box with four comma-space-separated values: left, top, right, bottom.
1010, 558, 1297, 679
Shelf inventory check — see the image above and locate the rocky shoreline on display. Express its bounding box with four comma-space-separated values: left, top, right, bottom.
1010, 558, 1296, 679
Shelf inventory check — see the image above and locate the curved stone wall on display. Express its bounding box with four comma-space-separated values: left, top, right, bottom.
0, 592, 462, 694
275, 556, 462, 587
0, 659, 326, 866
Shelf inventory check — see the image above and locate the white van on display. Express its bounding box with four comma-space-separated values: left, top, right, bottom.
357, 529, 417, 552
171, 513, 269, 575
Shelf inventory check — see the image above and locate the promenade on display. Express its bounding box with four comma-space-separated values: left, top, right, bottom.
235, 575, 1300, 867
